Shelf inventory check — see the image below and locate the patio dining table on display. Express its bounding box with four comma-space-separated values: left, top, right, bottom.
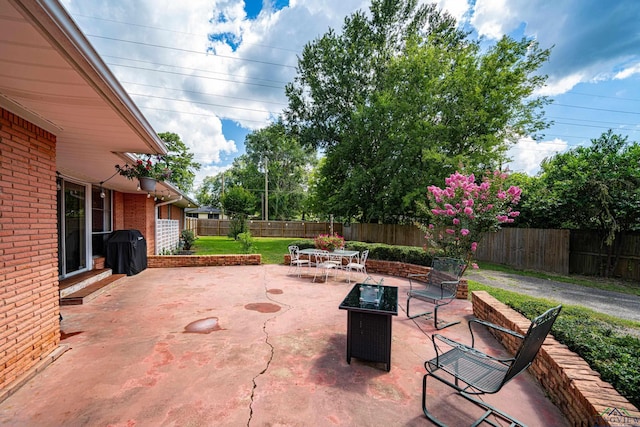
298, 248, 360, 267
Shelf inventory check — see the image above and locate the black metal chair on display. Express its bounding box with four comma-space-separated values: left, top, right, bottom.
406, 257, 467, 329
422, 304, 562, 427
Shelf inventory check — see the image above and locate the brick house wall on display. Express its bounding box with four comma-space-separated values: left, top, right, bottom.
157, 204, 184, 233
0, 108, 60, 391
113, 192, 157, 255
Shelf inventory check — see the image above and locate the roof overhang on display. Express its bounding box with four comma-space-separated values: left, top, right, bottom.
0, 0, 195, 208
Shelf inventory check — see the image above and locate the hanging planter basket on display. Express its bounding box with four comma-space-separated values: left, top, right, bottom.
139, 177, 157, 192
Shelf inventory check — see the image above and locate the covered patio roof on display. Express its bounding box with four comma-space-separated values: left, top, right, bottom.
0, 0, 192, 206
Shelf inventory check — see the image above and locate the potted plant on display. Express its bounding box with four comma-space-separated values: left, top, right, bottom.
115, 155, 172, 191
314, 233, 345, 251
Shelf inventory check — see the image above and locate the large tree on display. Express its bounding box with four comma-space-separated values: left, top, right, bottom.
528, 130, 640, 276
158, 132, 201, 193
243, 121, 316, 220
285, 0, 551, 223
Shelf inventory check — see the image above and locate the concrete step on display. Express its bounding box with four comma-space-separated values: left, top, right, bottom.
60, 274, 126, 305
59, 268, 113, 298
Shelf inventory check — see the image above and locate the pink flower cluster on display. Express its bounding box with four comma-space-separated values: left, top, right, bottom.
421, 171, 521, 265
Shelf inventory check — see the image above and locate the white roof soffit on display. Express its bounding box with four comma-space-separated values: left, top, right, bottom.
0, 0, 169, 193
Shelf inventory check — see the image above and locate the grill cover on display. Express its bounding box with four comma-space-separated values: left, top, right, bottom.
105, 229, 147, 276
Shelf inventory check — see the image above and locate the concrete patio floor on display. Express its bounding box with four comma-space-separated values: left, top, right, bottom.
0, 265, 569, 426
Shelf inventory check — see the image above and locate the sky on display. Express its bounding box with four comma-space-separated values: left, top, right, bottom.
60, 0, 640, 189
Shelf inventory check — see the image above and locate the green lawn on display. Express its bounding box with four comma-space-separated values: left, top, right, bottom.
192, 236, 295, 264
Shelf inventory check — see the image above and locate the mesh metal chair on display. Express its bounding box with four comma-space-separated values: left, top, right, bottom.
406, 257, 467, 329
422, 304, 562, 426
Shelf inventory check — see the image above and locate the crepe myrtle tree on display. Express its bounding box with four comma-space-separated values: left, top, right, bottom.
418, 171, 522, 268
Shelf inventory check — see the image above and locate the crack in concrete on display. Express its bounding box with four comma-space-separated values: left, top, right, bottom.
247, 266, 293, 427
247, 318, 275, 427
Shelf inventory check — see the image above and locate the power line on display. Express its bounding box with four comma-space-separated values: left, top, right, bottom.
86, 34, 297, 69
73, 13, 303, 53
550, 103, 640, 116
545, 115, 639, 127
107, 63, 286, 90
121, 80, 288, 107
129, 92, 282, 115
136, 105, 275, 124
105, 55, 290, 86
565, 91, 640, 103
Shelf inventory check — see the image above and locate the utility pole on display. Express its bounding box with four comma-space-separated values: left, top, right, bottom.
264, 156, 269, 221
220, 172, 225, 219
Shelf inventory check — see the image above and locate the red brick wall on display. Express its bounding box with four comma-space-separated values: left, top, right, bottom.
472, 291, 639, 426
148, 254, 261, 267
0, 108, 60, 391
114, 193, 156, 255
158, 204, 184, 232
112, 191, 125, 230
170, 205, 183, 232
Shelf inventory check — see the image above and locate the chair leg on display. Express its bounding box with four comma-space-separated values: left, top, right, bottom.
406, 296, 433, 320
458, 391, 527, 427
422, 373, 447, 427
433, 304, 460, 330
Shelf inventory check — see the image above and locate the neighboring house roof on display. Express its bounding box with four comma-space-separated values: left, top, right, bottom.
185, 206, 221, 214
0, 0, 194, 207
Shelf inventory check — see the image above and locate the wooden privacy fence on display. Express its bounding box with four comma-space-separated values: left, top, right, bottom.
570, 230, 640, 280
474, 228, 570, 275
185, 217, 197, 235
342, 223, 425, 247
191, 219, 640, 279
196, 219, 343, 239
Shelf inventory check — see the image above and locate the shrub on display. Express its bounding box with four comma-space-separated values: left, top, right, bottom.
228, 217, 248, 240
420, 171, 521, 268
180, 229, 196, 250
510, 301, 640, 408
237, 231, 255, 254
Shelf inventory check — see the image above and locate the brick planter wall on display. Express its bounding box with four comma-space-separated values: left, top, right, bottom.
148, 254, 261, 268
472, 291, 639, 426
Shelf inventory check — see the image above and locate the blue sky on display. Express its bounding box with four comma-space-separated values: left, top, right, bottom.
60, 0, 640, 189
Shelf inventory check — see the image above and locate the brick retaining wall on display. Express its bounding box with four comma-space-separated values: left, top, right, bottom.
472, 291, 639, 426
283, 256, 468, 299
148, 254, 261, 268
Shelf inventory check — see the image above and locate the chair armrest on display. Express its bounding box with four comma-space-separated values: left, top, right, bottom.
469, 318, 524, 348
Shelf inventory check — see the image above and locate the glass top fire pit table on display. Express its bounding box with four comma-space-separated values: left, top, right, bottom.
338, 282, 398, 371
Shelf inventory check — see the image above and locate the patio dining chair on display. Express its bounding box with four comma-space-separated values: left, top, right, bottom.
312, 250, 339, 282
288, 245, 310, 277
406, 257, 467, 329
346, 249, 369, 283
422, 304, 562, 426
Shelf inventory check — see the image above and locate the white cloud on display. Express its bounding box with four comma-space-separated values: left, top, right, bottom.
506, 137, 568, 175
534, 73, 585, 96
470, 0, 517, 39
435, 0, 469, 24
614, 62, 640, 80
